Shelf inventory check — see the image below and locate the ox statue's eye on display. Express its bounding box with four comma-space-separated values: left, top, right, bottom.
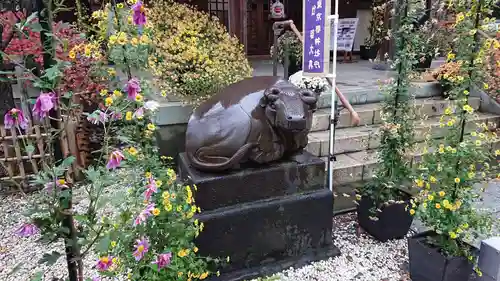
270, 103, 277, 110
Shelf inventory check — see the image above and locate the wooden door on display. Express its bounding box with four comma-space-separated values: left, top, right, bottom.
246, 0, 272, 56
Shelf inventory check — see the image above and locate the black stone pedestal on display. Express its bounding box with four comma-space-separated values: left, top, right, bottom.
177, 152, 340, 281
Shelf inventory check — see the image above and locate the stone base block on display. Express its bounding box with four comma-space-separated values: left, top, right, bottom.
195, 188, 339, 281
178, 152, 325, 211
478, 237, 500, 280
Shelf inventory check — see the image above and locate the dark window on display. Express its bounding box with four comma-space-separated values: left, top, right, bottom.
208, 0, 230, 31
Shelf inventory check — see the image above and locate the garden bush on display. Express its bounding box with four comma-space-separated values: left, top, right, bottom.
147, 0, 252, 105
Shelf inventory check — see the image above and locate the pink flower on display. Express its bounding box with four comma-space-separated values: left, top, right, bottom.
144, 176, 158, 201
133, 203, 155, 226
152, 252, 172, 271
96, 256, 113, 271
110, 111, 122, 120
131, 1, 147, 26
106, 150, 125, 170
133, 237, 149, 261
87, 110, 108, 125
125, 78, 141, 100
133, 107, 144, 119
33, 92, 56, 120
44, 179, 68, 193
4, 108, 28, 130
16, 223, 39, 237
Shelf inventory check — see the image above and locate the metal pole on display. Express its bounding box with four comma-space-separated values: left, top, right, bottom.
327, 7, 339, 192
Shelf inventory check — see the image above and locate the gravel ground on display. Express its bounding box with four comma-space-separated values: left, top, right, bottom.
1, 187, 412, 281
258, 214, 411, 281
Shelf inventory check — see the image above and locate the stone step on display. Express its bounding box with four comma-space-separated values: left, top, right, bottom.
311, 96, 481, 132
317, 81, 442, 108
307, 112, 500, 157
328, 138, 500, 187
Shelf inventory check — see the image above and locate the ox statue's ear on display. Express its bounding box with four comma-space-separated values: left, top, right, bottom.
300, 90, 318, 111
260, 87, 280, 107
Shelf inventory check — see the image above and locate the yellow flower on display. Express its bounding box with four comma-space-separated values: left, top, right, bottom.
109, 35, 118, 45
409, 209, 415, 215
117, 32, 127, 45
177, 249, 190, 257
435, 203, 441, 209
140, 34, 151, 44
217, 271, 221, 277
147, 123, 156, 131
415, 179, 424, 188
484, 83, 489, 89
128, 147, 138, 156
438, 191, 445, 197
438, 147, 445, 154
107, 68, 116, 76
468, 172, 475, 179
177, 205, 182, 212
200, 222, 205, 232
447, 120, 454, 127
454, 178, 461, 183
463, 105, 473, 113
125, 111, 133, 121
112, 90, 122, 98
456, 12, 465, 23
105, 97, 113, 107
449, 231, 457, 239
428, 195, 434, 201
464, 90, 469, 95
475, 140, 482, 146
462, 223, 469, 229
495, 150, 500, 156
200, 272, 209, 280
116, 3, 124, 8
469, 29, 477, 35
160, 90, 167, 97
135, 94, 143, 102
153, 208, 160, 216
226, 256, 230, 262
111, 241, 117, 247
194, 247, 199, 253
145, 172, 152, 178
422, 202, 427, 208
155, 180, 163, 187
178, 272, 183, 277
131, 37, 139, 46
186, 197, 193, 204
165, 203, 173, 212
447, 53, 455, 61
444, 107, 452, 115
100, 89, 108, 96
69, 50, 76, 59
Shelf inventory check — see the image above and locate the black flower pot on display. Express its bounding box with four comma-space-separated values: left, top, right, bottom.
360, 45, 379, 60
408, 231, 474, 281
356, 195, 413, 242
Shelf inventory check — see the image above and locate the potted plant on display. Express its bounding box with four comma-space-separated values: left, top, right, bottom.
360, 0, 385, 60
412, 19, 441, 71
355, 4, 416, 242
271, 30, 303, 77
289, 71, 329, 95
408, 120, 497, 281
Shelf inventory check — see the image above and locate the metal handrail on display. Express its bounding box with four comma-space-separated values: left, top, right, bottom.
273, 20, 360, 125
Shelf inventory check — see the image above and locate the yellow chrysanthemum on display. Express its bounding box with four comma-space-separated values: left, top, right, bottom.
435, 203, 441, 209
105, 97, 113, 107
438, 191, 445, 197
152, 208, 160, 216
128, 147, 138, 156
409, 209, 415, 215
454, 178, 461, 183
449, 231, 457, 239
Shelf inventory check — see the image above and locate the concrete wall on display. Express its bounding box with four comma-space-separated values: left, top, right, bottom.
155, 101, 192, 161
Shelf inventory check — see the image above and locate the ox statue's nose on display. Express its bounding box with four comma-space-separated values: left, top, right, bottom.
286, 115, 307, 130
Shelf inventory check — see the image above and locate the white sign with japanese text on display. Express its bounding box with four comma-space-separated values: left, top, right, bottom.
330, 18, 359, 51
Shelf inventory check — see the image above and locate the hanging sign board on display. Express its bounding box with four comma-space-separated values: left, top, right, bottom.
302, 0, 331, 77
330, 18, 359, 51
270, 0, 286, 19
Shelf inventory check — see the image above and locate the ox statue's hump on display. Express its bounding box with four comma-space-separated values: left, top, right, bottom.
193, 76, 286, 118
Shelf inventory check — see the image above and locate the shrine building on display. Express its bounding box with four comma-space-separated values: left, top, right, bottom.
176, 0, 374, 57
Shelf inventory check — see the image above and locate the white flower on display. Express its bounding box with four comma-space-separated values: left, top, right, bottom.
289, 71, 329, 94
144, 100, 160, 111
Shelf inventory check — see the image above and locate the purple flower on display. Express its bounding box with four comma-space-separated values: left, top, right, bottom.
152, 252, 172, 271
44, 179, 68, 193
106, 150, 125, 170
110, 111, 122, 120
131, 1, 147, 26
144, 176, 158, 201
33, 92, 56, 120
133, 107, 144, 119
125, 78, 141, 100
133, 237, 149, 261
16, 223, 39, 237
96, 256, 113, 271
92, 276, 101, 281
4, 108, 29, 130
133, 203, 155, 226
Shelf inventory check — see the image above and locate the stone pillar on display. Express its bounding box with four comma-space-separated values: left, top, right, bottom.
478, 237, 500, 281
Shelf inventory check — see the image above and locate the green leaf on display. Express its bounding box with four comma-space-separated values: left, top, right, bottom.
26, 144, 35, 154
96, 235, 111, 253
61, 156, 76, 169
39, 251, 62, 266
29, 23, 44, 32
30, 272, 43, 281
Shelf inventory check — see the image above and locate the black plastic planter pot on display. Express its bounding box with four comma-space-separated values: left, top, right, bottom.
356, 196, 413, 242
413, 56, 433, 71
360, 45, 379, 60
408, 231, 473, 281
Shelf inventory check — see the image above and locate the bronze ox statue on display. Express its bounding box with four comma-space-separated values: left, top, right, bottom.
185, 76, 318, 172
